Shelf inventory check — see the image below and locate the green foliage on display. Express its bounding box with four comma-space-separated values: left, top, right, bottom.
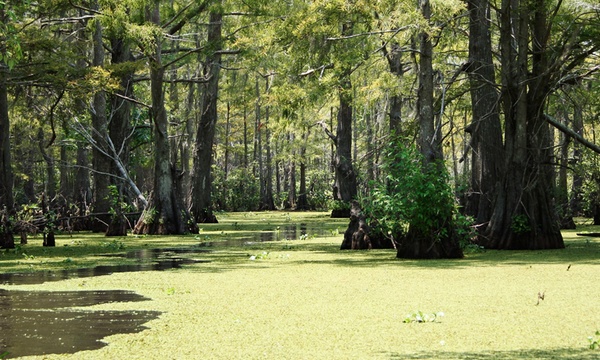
106, 185, 133, 217
0, 0, 27, 69
142, 208, 158, 225
329, 199, 350, 212
361, 140, 472, 244
101, 239, 126, 251
589, 331, 600, 350
213, 166, 260, 211
306, 169, 333, 211
403, 311, 444, 323
510, 214, 531, 235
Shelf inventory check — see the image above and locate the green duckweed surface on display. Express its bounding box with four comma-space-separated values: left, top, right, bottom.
2, 212, 600, 359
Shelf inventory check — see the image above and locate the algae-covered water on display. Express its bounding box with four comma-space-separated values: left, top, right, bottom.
1, 212, 600, 359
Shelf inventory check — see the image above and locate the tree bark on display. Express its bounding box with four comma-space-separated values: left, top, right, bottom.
331, 22, 357, 217
569, 105, 583, 216
105, 36, 134, 236
333, 75, 357, 203
190, 7, 222, 224
384, 42, 404, 134
465, 0, 504, 227
0, 57, 15, 248
484, 0, 564, 250
261, 105, 275, 210
134, 0, 198, 235
556, 123, 575, 229
91, 7, 111, 233
341, 201, 372, 250
297, 127, 309, 210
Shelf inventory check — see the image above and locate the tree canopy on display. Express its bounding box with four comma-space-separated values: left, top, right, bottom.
1, 0, 600, 257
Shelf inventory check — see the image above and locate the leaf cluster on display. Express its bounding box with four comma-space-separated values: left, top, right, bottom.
361, 137, 471, 244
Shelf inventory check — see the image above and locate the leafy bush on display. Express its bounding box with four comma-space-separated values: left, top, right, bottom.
361, 140, 473, 245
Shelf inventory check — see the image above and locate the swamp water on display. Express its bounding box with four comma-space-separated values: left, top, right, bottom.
0, 224, 320, 357
0, 248, 211, 358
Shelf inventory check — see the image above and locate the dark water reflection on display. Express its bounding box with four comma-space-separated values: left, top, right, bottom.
199, 223, 330, 247
0, 248, 216, 357
0, 248, 211, 286
0, 289, 160, 358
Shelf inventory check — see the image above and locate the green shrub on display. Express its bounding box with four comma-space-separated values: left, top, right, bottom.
361, 139, 473, 246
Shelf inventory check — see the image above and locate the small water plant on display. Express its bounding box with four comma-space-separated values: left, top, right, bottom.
403, 311, 444, 323
101, 239, 126, 251
249, 251, 270, 260
588, 331, 600, 349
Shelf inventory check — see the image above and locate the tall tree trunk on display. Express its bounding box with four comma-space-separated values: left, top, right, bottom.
243, 103, 249, 168
569, 104, 583, 216
106, 35, 134, 236
261, 105, 275, 210
37, 127, 56, 202
334, 79, 357, 203
484, 0, 563, 249
397, 0, 463, 259
134, 0, 197, 235
465, 0, 504, 226
59, 137, 71, 205
190, 7, 222, 224
288, 158, 297, 209
555, 109, 575, 229
74, 144, 91, 221
91, 6, 111, 232
385, 43, 404, 134
331, 23, 357, 216
182, 81, 195, 194
0, 58, 15, 248
297, 127, 309, 210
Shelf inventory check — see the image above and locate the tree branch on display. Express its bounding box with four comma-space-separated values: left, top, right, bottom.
167, 0, 210, 35
326, 27, 411, 41
545, 113, 600, 154
317, 121, 337, 143
299, 64, 333, 77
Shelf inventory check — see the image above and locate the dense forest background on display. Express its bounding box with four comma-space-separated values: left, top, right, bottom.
1, 0, 600, 258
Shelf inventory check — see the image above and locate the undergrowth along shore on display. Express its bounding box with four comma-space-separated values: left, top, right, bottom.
2, 211, 600, 359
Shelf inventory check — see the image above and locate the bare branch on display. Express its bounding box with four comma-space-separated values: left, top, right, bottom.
317, 121, 337, 143
545, 114, 600, 154
41, 15, 96, 26
68, 0, 101, 15
111, 93, 151, 109
326, 27, 412, 41
299, 64, 333, 77
167, 0, 211, 36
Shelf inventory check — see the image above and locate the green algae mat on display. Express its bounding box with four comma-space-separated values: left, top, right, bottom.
2, 211, 600, 359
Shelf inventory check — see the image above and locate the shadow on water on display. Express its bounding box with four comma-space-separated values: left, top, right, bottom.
0, 248, 217, 358
0, 289, 160, 358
